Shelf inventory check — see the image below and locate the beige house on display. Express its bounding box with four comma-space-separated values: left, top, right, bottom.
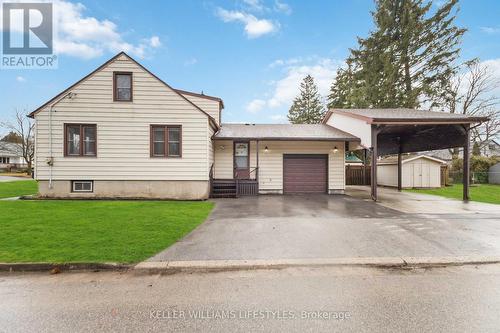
29, 52, 359, 199
0, 142, 28, 170
30, 52, 486, 200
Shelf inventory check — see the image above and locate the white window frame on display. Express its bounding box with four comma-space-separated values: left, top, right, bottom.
71, 180, 93, 193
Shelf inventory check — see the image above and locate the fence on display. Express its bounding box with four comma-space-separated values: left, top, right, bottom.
345, 165, 371, 185
346, 164, 500, 187
448, 170, 500, 185
347, 165, 449, 187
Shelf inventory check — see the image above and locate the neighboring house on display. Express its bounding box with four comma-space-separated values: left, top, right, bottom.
377, 155, 446, 188
345, 152, 363, 166
483, 140, 500, 157
0, 142, 27, 170
426, 149, 455, 163
489, 162, 500, 184
425, 140, 500, 162
29, 52, 357, 198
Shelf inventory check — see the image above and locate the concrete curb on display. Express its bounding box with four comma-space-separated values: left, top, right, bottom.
0, 262, 131, 273
134, 256, 500, 274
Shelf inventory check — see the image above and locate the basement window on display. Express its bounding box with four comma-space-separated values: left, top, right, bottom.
72, 180, 93, 193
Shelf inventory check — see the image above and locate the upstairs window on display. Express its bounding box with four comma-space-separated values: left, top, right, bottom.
151, 125, 182, 157
65, 124, 97, 157
113, 72, 132, 101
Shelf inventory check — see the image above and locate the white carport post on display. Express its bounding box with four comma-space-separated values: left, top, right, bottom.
370, 125, 380, 201
397, 137, 402, 192
463, 125, 470, 202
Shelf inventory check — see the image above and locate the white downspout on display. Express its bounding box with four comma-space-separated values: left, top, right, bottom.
49, 105, 53, 189
47, 91, 76, 190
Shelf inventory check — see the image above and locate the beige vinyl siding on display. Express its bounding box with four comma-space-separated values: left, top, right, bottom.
213, 140, 258, 179
213, 140, 233, 178
377, 164, 398, 187
258, 141, 344, 193
34, 54, 210, 181
213, 140, 345, 192
208, 123, 216, 173
327, 113, 371, 148
181, 94, 220, 125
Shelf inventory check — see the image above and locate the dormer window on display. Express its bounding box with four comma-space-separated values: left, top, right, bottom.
113, 72, 132, 101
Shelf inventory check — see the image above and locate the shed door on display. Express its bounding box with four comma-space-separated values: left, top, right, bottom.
283, 154, 328, 194
413, 163, 422, 187
421, 163, 430, 187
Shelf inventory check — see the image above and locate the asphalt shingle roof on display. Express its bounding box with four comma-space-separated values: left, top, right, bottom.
378, 154, 446, 165
214, 124, 359, 141
325, 108, 488, 123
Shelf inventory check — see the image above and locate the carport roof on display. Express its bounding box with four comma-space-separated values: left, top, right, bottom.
323, 108, 488, 124
378, 154, 447, 165
214, 124, 359, 141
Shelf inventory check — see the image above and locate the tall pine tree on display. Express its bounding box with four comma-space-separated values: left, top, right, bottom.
288, 75, 325, 124
328, 0, 466, 110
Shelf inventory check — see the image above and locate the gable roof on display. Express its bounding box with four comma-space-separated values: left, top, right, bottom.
28, 52, 220, 129
214, 123, 359, 141
322, 108, 489, 124
345, 152, 363, 163
378, 154, 446, 165
174, 89, 224, 109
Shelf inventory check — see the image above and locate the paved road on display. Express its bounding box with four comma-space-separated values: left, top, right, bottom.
150, 194, 500, 261
1, 265, 500, 332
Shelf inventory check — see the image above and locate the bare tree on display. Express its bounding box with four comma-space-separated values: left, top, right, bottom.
0, 109, 35, 174
445, 59, 500, 156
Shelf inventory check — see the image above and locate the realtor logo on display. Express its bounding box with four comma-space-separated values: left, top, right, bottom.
2, 2, 57, 69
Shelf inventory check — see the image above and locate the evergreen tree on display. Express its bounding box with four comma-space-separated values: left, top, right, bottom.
0, 131, 23, 144
288, 75, 325, 124
328, 60, 358, 108
328, 0, 466, 109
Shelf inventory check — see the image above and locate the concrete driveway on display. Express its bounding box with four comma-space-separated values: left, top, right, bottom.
148, 189, 500, 262
346, 185, 500, 215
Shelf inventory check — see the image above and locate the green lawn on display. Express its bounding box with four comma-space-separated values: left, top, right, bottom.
0, 180, 38, 199
0, 200, 214, 263
406, 184, 500, 205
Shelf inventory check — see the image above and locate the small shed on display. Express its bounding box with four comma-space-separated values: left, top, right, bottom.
489, 162, 500, 185
377, 155, 446, 188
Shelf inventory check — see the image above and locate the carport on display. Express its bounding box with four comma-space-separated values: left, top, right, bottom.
322, 109, 489, 202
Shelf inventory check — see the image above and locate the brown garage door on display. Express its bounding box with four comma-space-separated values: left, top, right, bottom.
283, 154, 328, 194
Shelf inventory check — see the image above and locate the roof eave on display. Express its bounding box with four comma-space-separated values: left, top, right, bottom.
328, 109, 489, 125
371, 117, 489, 125
212, 136, 360, 142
